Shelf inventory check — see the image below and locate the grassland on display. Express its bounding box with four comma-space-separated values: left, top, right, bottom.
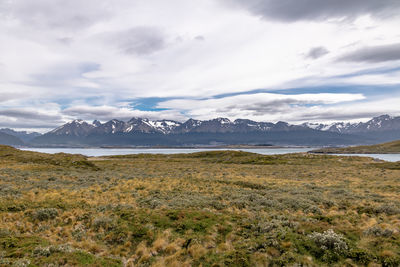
1, 145, 400, 266
312, 140, 400, 154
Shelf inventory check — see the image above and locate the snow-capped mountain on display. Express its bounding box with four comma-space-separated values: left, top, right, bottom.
29, 115, 400, 147
127, 118, 180, 134
355, 115, 400, 133
302, 115, 400, 134
49, 119, 96, 136
45, 117, 313, 137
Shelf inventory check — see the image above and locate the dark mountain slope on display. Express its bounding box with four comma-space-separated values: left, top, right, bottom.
0, 128, 41, 143
0, 132, 25, 146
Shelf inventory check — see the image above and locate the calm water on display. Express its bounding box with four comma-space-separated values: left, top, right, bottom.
20, 147, 311, 157
19, 148, 400, 162
331, 154, 400, 162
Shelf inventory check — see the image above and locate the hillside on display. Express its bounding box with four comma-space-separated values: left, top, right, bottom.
0, 128, 41, 143
312, 140, 400, 154
1, 146, 400, 266
0, 132, 25, 146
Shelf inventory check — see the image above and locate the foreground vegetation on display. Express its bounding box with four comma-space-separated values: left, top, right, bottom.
312, 140, 400, 154
1, 145, 400, 266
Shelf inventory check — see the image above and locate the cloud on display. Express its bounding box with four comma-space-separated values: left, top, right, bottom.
103, 27, 167, 55
194, 35, 205, 41
0, 0, 399, 130
62, 105, 186, 122
338, 43, 400, 62
154, 92, 400, 124
157, 92, 366, 121
0, 92, 26, 103
0, 109, 60, 121
0, 108, 65, 129
1, 0, 112, 31
30, 62, 101, 87
291, 97, 400, 122
305, 47, 329, 59
223, 0, 400, 22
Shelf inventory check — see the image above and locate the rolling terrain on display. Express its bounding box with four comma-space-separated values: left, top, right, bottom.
1, 145, 399, 266
312, 140, 400, 154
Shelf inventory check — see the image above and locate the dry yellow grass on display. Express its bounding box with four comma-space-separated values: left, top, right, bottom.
0, 146, 399, 266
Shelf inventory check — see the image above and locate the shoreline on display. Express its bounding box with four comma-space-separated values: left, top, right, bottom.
18, 145, 314, 149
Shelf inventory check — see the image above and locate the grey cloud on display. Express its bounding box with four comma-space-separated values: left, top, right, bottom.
63, 106, 118, 120
195, 35, 205, 41
306, 47, 329, 59
1, 0, 111, 30
224, 0, 400, 22
0, 120, 60, 129
0, 109, 64, 129
0, 109, 61, 121
29, 62, 100, 87
58, 37, 74, 45
0, 93, 26, 103
338, 43, 400, 63
218, 99, 293, 115
62, 105, 186, 122
108, 27, 167, 55
297, 110, 389, 121
215, 97, 338, 117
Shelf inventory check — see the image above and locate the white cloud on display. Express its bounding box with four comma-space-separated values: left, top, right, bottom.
157, 92, 366, 122
0, 0, 399, 129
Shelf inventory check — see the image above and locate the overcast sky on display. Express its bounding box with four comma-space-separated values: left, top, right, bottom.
1, 0, 400, 131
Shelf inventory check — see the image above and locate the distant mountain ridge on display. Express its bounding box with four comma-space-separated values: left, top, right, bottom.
0, 132, 25, 146
302, 115, 400, 143
0, 128, 42, 143
42, 117, 311, 136
302, 115, 400, 134
28, 117, 366, 147
2, 114, 399, 147
44, 114, 400, 136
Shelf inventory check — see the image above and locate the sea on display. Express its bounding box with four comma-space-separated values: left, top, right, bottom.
19, 147, 400, 162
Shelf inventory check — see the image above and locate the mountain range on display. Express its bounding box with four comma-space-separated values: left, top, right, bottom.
0, 128, 42, 143
1, 115, 400, 147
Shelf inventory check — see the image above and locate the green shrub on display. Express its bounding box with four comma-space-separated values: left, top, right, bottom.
363, 226, 393, 237
375, 204, 400, 215
31, 208, 58, 221
308, 229, 348, 255
92, 216, 114, 231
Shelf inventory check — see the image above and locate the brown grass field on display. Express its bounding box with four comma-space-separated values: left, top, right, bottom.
0, 145, 400, 266
312, 140, 400, 154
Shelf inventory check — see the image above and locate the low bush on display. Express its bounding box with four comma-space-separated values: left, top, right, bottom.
363, 226, 393, 237
30, 208, 59, 221
375, 204, 400, 215
92, 216, 114, 231
33, 244, 74, 257
308, 229, 348, 254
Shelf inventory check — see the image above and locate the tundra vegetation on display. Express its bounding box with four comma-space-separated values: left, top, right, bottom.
312, 140, 400, 154
0, 145, 399, 266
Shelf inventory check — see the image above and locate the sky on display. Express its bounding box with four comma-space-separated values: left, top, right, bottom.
1, 0, 400, 132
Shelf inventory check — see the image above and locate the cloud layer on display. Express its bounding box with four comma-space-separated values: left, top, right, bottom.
339, 43, 400, 62
1, 0, 400, 131
224, 0, 400, 22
